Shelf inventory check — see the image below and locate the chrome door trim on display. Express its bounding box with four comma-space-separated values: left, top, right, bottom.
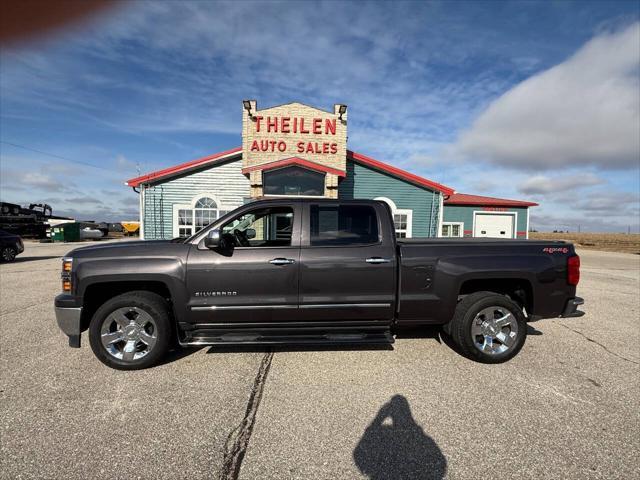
191, 303, 391, 311
300, 303, 391, 309
191, 305, 298, 311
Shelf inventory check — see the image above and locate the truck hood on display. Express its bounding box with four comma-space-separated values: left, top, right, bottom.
65, 239, 188, 259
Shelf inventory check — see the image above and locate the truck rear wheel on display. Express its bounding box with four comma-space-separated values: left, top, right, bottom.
449, 291, 526, 363
88, 291, 171, 370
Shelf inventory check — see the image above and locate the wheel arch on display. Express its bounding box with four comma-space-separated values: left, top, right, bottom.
458, 277, 533, 314
80, 280, 174, 332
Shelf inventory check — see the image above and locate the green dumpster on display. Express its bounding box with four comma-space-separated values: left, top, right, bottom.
51, 226, 65, 242
51, 223, 81, 242
62, 223, 81, 242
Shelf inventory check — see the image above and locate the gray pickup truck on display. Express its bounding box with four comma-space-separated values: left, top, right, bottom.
55, 198, 583, 369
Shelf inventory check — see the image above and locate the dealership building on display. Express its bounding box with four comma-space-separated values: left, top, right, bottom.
126, 101, 537, 240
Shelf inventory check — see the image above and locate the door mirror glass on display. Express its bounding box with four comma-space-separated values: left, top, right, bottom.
204, 229, 220, 249
245, 228, 256, 240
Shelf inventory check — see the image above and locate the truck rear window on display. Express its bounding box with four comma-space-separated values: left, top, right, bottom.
310, 205, 379, 246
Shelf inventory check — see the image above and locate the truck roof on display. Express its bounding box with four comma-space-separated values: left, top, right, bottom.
250, 197, 383, 204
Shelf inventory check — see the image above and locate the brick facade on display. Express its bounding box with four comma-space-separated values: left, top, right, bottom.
241, 101, 347, 197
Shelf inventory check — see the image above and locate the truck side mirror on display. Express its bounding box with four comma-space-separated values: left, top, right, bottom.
245, 228, 256, 240
204, 229, 221, 249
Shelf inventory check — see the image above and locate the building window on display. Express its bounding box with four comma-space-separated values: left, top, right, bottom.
194, 197, 219, 232
442, 222, 464, 237
263, 166, 325, 196
173, 195, 229, 238
374, 197, 413, 239
178, 209, 193, 238
394, 213, 409, 238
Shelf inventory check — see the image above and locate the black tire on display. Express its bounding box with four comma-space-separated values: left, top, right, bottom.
449, 291, 527, 364
89, 291, 172, 370
1, 246, 17, 262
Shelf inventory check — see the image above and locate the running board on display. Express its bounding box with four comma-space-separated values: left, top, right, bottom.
179, 330, 394, 347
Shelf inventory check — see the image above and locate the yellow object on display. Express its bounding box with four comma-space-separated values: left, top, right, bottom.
121, 222, 140, 234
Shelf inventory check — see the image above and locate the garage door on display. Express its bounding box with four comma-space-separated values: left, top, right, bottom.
474, 213, 515, 238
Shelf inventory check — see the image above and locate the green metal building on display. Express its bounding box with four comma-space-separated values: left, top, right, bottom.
126, 148, 456, 240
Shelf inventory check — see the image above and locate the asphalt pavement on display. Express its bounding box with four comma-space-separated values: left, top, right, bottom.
1, 241, 638, 479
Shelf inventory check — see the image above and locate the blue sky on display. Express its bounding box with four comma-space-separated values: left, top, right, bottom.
1, 0, 638, 231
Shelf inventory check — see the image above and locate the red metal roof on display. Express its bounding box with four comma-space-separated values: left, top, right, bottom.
444, 193, 538, 207
347, 151, 455, 195
241, 157, 346, 177
125, 146, 455, 195
125, 147, 242, 187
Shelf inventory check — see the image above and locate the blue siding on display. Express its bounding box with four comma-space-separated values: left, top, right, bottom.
142, 158, 250, 239
339, 160, 441, 237
443, 205, 529, 237
141, 157, 443, 239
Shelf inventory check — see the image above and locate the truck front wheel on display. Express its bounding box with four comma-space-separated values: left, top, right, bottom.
449, 291, 527, 363
88, 291, 171, 370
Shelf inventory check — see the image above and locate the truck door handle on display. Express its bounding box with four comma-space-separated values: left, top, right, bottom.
366, 257, 391, 264
269, 258, 296, 265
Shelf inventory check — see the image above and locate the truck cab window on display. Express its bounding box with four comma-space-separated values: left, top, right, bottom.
310, 204, 379, 246
221, 206, 293, 247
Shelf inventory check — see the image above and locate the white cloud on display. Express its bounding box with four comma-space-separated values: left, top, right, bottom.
577, 191, 639, 212
457, 22, 640, 170
518, 173, 604, 195
1, 170, 72, 192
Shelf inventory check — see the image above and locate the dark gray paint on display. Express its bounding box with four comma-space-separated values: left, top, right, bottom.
55, 199, 580, 346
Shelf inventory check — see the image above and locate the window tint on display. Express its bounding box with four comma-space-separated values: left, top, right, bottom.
310, 205, 379, 246
263, 166, 325, 196
222, 206, 294, 247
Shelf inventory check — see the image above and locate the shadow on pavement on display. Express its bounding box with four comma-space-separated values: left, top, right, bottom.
156, 346, 203, 366
526, 324, 543, 335
6, 255, 62, 263
354, 395, 447, 479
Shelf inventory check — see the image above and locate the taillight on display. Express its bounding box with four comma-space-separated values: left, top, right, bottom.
567, 255, 580, 286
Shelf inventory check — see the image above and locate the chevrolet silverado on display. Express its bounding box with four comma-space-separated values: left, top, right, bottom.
55, 199, 583, 369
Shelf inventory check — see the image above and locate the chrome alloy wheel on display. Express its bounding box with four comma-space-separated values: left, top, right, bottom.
100, 307, 158, 362
470, 306, 519, 355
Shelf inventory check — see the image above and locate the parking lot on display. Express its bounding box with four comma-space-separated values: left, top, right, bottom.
1, 241, 638, 479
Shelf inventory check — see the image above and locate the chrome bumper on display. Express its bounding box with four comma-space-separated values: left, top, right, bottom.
561, 297, 585, 318
55, 306, 82, 348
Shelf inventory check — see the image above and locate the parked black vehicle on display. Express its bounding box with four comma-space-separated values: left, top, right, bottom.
54, 199, 583, 370
0, 229, 24, 262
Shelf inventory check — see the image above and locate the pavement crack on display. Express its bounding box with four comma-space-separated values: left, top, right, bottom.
554, 321, 639, 365
219, 350, 274, 480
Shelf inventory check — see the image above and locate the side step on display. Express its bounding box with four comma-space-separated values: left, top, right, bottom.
178, 322, 394, 347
